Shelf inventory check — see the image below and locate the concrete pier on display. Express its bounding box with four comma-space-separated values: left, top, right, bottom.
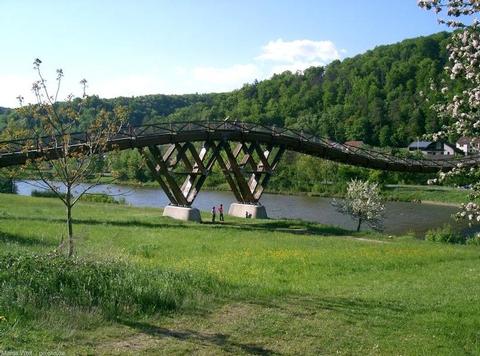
163, 205, 202, 222
228, 203, 268, 219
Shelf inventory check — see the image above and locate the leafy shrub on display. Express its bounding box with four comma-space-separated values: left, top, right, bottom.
0, 177, 16, 194
31, 190, 59, 198
0, 253, 222, 319
81, 193, 126, 204
425, 224, 465, 244
31, 190, 124, 204
466, 234, 480, 246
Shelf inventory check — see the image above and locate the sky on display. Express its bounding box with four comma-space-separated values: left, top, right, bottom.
0, 0, 447, 108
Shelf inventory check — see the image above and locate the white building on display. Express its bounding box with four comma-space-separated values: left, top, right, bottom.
456, 137, 480, 155
408, 141, 461, 156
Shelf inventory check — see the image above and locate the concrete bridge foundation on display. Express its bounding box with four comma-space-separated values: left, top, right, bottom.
228, 203, 268, 219
163, 205, 202, 223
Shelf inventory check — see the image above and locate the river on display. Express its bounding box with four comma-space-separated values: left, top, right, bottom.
14, 180, 472, 236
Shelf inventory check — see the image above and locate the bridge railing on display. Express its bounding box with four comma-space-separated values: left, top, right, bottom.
1, 120, 479, 172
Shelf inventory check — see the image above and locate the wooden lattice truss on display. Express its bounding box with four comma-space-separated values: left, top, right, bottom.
141, 140, 285, 206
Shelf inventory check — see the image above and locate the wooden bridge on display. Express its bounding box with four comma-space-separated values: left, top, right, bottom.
1, 121, 478, 219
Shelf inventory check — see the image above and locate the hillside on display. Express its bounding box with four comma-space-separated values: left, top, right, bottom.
163, 32, 452, 147
0, 32, 452, 147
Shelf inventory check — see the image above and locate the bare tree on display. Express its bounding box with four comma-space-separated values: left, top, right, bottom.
15, 59, 128, 256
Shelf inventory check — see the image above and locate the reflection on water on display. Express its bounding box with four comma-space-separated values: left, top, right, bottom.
15, 180, 473, 235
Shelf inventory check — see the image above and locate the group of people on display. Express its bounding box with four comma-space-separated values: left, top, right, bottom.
211, 204, 224, 223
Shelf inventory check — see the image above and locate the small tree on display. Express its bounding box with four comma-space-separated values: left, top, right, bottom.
15, 59, 128, 256
333, 179, 385, 232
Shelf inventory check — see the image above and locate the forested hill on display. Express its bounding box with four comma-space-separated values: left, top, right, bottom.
161, 31, 452, 147
0, 32, 453, 147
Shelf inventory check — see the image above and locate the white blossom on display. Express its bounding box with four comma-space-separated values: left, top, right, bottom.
332, 180, 385, 232
420, 0, 480, 225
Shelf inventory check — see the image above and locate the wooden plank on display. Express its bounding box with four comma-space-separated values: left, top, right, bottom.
221, 141, 256, 203
139, 147, 178, 204
148, 145, 189, 206
186, 142, 220, 204
215, 144, 244, 203
162, 144, 176, 164
253, 146, 285, 201
175, 143, 193, 172
240, 142, 258, 170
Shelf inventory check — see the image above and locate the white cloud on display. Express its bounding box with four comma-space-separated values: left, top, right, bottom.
192, 64, 261, 90
257, 38, 340, 64
256, 39, 341, 75
0, 39, 344, 106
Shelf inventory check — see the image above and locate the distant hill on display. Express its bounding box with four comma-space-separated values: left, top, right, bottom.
158, 32, 452, 147
0, 32, 454, 147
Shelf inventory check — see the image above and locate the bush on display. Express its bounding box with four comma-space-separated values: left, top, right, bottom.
31, 190, 125, 204
0, 177, 16, 194
80, 193, 126, 205
466, 234, 480, 246
31, 190, 59, 198
0, 253, 222, 319
425, 224, 465, 244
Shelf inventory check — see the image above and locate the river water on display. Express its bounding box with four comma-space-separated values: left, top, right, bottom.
14, 180, 470, 235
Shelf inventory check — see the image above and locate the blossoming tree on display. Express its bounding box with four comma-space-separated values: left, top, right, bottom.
418, 0, 480, 223
333, 179, 385, 232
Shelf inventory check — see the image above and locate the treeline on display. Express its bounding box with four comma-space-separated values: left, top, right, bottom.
0, 32, 456, 192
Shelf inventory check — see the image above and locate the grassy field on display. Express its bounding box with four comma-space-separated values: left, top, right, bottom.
0, 194, 479, 354
382, 185, 470, 205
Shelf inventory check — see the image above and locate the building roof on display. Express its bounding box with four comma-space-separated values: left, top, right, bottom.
344, 140, 364, 148
457, 137, 480, 145
408, 141, 434, 149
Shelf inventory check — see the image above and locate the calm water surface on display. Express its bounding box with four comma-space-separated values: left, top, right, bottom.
15, 180, 471, 235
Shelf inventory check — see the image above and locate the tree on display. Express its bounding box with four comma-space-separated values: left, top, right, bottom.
332, 179, 385, 232
418, 1, 480, 223
15, 59, 128, 256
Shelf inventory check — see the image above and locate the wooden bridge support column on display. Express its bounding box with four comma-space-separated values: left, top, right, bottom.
140, 142, 218, 222
216, 141, 285, 219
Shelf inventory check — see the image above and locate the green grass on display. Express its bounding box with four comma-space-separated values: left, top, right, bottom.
0, 194, 479, 354
383, 185, 470, 205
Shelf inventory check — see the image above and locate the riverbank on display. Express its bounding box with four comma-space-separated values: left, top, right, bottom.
0, 194, 479, 354
382, 185, 469, 206
95, 177, 470, 205
15, 180, 462, 235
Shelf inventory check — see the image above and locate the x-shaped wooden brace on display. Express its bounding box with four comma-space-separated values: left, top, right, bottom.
216, 141, 285, 204
140, 142, 219, 206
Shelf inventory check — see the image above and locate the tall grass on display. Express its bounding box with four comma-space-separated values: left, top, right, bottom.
0, 253, 223, 320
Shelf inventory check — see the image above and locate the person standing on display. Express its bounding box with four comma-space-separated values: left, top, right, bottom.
219, 204, 224, 222
211, 206, 216, 223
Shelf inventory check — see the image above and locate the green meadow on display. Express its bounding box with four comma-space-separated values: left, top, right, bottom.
0, 193, 479, 354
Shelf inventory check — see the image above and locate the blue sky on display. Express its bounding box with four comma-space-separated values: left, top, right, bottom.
0, 0, 445, 107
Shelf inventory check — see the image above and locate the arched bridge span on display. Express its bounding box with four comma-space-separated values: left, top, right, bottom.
1, 121, 478, 219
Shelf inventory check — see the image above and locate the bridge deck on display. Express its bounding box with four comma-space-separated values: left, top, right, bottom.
0, 121, 477, 173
